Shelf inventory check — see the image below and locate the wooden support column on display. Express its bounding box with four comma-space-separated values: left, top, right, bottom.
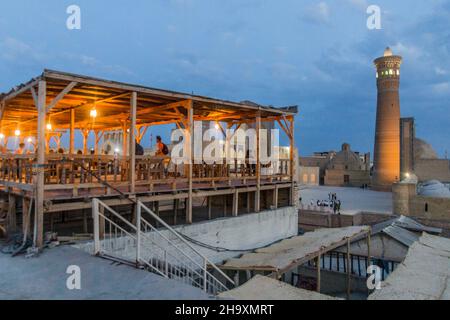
82, 129, 89, 154
207, 196, 212, 220
173, 199, 179, 225
273, 186, 279, 209
7, 192, 16, 234
83, 209, 88, 233
186, 100, 194, 224
22, 197, 31, 239
223, 195, 227, 217
129, 92, 137, 194
255, 115, 261, 213
246, 192, 251, 213
232, 190, 239, 217
122, 123, 128, 156
70, 108, 75, 154
94, 131, 99, 155
99, 204, 105, 239
289, 116, 295, 206
35, 80, 46, 248
316, 255, 321, 293
346, 238, 352, 300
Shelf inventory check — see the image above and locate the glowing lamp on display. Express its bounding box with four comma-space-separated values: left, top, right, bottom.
0, 133, 4, 139
46, 123, 52, 130
14, 130, 21, 136
114, 148, 120, 153
90, 109, 97, 118
214, 123, 220, 130
27, 138, 33, 143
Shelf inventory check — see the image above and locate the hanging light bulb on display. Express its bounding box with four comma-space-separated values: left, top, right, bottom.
14, 129, 21, 136
214, 123, 220, 130
0, 133, 4, 140
46, 123, 52, 131
27, 137, 33, 143
90, 108, 97, 118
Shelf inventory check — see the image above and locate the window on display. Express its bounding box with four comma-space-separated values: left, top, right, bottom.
396, 70, 400, 76
425, 203, 429, 213
310, 174, 316, 183
389, 69, 394, 75
303, 174, 308, 183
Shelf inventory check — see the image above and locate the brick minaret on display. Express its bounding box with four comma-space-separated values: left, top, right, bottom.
372, 47, 402, 190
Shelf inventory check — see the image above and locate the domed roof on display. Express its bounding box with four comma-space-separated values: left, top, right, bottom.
418, 180, 450, 198
327, 143, 361, 170
384, 47, 393, 57
414, 138, 438, 159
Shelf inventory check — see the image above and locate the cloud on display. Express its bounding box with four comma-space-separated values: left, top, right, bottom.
432, 82, 450, 94
302, 2, 331, 25
390, 42, 423, 61
0, 37, 41, 61
346, 0, 368, 10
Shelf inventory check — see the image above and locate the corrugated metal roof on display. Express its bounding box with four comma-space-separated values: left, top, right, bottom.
394, 216, 442, 234
382, 225, 420, 247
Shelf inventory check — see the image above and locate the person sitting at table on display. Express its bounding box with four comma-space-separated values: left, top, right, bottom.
135, 141, 144, 156
155, 136, 169, 156
15, 143, 26, 155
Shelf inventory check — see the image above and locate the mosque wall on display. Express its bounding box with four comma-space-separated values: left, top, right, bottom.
414, 159, 450, 182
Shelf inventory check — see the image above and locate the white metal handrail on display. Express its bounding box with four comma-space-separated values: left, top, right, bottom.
92, 198, 235, 295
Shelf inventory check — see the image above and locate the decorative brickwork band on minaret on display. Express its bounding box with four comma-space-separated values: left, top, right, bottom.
372, 47, 402, 190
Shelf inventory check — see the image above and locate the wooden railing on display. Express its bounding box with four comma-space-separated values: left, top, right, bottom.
0, 154, 291, 189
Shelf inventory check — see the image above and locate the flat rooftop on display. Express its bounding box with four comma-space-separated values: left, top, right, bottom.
218, 275, 338, 300
0, 245, 211, 300
299, 186, 393, 215
369, 233, 450, 300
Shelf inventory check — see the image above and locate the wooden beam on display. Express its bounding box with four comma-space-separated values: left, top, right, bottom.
1, 79, 40, 103
69, 108, 75, 154
35, 80, 46, 248
46, 81, 78, 113
186, 100, 194, 224
7, 192, 17, 235
30, 87, 38, 108
289, 116, 295, 206
130, 92, 137, 193
22, 197, 31, 241
232, 189, 239, 217
255, 115, 261, 213
273, 185, 278, 209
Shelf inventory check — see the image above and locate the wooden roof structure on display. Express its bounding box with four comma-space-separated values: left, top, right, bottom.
0, 69, 298, 136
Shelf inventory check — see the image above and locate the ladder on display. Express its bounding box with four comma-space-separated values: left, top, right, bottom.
91, 198, 234, 295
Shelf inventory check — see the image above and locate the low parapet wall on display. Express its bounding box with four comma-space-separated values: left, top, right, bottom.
299, 210, 392, 231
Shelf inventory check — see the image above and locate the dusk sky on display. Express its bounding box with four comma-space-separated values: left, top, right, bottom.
0, 0, 449, 156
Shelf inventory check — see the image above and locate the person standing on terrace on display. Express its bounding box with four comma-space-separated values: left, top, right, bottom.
15, 143, 26, 155
155, 136, 169, 156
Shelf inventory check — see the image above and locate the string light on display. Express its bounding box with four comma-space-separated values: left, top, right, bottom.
90, 108, 97, 118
